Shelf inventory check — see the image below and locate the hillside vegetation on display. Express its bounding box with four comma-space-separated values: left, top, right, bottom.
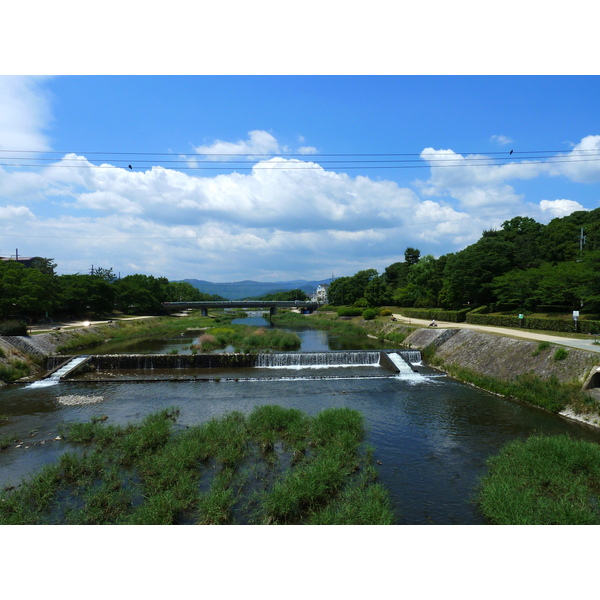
327, 210, 600, 316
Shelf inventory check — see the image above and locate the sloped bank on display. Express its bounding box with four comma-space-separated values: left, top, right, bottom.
402, 327, 600, 427
0, 323, 121, 383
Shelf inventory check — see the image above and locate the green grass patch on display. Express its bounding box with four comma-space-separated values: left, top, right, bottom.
0, 406, 394, 525
478, 434, 600, 524
271, 311, 367, 337
0, 358, 32, 383
432, 362, 586, 413
531, 341, 551, 357
194, 324, 301, 352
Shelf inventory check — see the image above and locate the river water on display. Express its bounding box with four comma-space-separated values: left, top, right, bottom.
2, 313, 600, 524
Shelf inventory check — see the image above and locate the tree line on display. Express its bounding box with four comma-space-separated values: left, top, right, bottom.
328, 208, 600, 314
0, 261, 224, 322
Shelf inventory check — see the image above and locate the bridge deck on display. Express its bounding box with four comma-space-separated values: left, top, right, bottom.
162, 300, 320, 310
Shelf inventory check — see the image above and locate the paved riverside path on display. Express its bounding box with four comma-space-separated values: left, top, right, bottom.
392, 314, 600, 355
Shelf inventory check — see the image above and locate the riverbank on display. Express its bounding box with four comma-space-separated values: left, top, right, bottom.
396, 325, 600, 428
5, 310, 600, 428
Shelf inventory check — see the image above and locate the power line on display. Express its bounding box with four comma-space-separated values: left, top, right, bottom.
2, 157, 600, 171
2, 147, 600, 157
1, 144, 599, 171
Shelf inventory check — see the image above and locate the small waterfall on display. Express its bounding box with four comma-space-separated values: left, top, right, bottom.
397, 350, 422, 364
255, 351, 381, 369
29, 355, 90, 387
387, 352, 423, 380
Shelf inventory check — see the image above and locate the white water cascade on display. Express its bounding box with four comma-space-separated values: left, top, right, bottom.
28, 355, 90, 388
387, 352, 424, 381
255, 351, 381, 369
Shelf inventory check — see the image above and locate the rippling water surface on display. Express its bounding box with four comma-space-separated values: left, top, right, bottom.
2, 314, 600, 524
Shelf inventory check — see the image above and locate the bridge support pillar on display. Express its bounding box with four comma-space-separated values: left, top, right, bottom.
201, 308, 208, 317
269, 306, 277, 317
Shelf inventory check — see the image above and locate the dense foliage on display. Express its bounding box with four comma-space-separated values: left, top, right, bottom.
0, 260, 225, 322
326, 210, 600, 313
243, 288, 309, 302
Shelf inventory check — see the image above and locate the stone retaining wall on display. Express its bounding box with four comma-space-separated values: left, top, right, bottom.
403, 327, 600, 385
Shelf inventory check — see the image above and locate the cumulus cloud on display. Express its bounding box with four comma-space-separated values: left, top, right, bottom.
539, 199, 586, 219
0, 147, 487, 279
2, 99, 600, 282
545, 135, 600, 183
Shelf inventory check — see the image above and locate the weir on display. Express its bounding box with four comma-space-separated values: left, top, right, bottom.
44, 350, 422, 379
30, 355, 92, 387
256, 351, 382, 368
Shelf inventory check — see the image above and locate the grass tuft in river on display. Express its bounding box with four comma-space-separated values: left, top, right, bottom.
0, 406, 395, 525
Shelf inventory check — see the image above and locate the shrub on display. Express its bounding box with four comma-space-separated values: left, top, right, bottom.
380, 309, 392, 316
401, 307, 471, 322
0, 320, 28, 336
554, 347, 569, 361
362, 309, 377, 320
336, 307, 363, 317
536, 305, 573, 314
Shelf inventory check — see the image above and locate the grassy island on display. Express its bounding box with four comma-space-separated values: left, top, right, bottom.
0, 406, 395, 525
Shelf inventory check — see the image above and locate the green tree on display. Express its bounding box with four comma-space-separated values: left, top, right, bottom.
328, 269, 377, 306
113, 274, 170, 314
439, 235, 513, 308
0, 261, 58, 320
404, 247, 421, 266
57, 274, 116, 316
30, 257, 57, 276
364, 274, 392, 307
498, 216, 544, 271
91, 267, 117, 283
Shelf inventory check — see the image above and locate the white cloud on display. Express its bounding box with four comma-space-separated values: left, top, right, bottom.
193, 130, 281, 159
0, 204, 36, 221
3, 120, 600, 281
490, 134, 513, 146
545, 135, 600, 183
539, 199, 586, 219
297, 146, 318, 154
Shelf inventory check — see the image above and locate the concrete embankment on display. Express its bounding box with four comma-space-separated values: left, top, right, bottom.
0, 323, 121, 384
402, 327, 600, 385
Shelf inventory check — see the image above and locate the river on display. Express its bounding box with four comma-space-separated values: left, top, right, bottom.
2, 312, 600, 524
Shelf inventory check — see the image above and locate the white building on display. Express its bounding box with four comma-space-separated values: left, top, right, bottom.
311, 284, 329, 304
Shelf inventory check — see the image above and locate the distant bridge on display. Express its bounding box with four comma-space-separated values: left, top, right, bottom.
161, 300, 320, 316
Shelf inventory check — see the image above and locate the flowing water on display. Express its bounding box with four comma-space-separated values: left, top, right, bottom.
2, 313, 600, 524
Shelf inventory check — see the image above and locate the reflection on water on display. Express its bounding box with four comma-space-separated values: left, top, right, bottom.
2, 313, 600, 524
3, 365, 600, 524
80, 314, 399, 355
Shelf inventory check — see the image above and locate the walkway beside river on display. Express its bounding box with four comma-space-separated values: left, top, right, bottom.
392, 313, 600, 354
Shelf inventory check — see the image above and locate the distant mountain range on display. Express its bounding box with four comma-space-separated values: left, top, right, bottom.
181, 278, 333, 300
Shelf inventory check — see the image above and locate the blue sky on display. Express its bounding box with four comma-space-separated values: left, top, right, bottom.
1, 74, 599, 282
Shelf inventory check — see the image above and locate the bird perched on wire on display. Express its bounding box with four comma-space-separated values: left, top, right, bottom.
128, 164, 133, 170
509, 150, 513, 155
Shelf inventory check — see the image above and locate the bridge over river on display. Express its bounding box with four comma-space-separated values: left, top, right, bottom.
161, 300, 320, 316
